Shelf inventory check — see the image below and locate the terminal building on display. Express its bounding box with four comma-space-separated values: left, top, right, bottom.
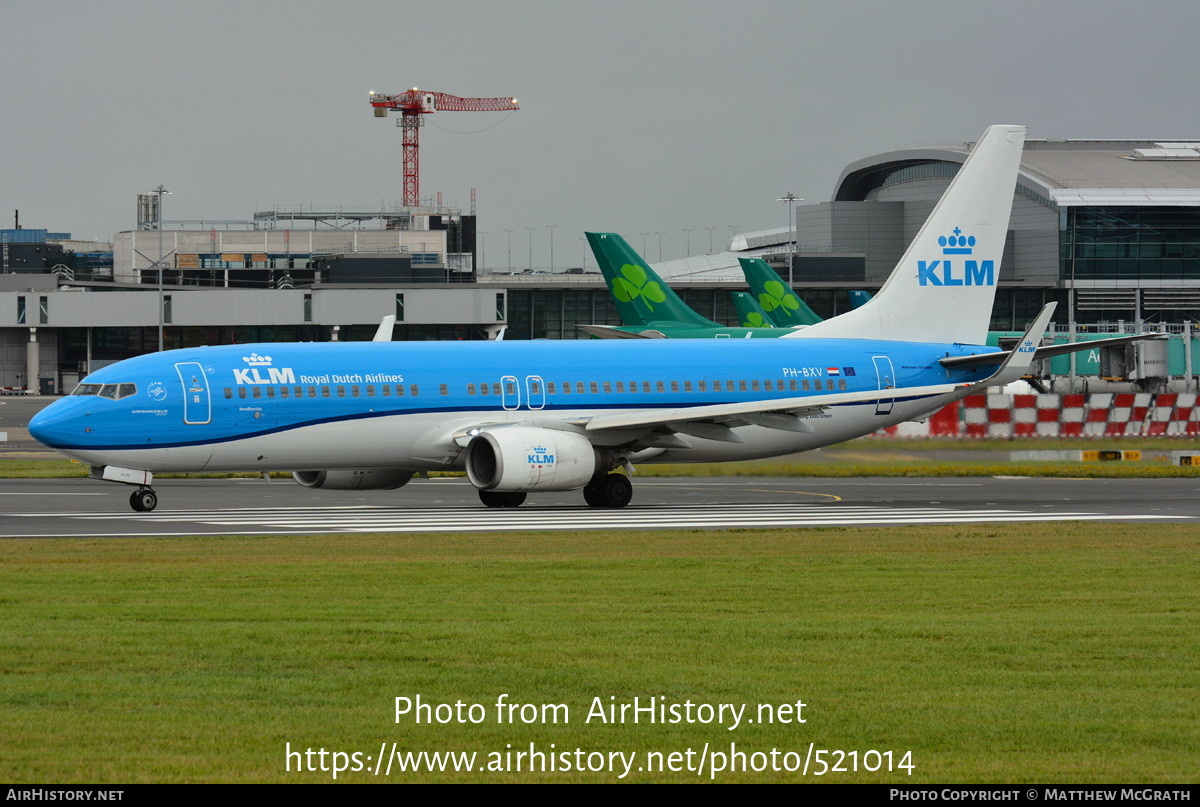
4, 137, 1200, 393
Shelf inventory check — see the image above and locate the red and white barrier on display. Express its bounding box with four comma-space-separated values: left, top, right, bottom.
877, 393, 1200, 438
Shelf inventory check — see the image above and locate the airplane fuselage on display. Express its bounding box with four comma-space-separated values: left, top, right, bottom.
32, 338, 998, 475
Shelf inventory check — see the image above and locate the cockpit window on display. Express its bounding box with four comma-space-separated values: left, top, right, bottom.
71, 382, 138, 400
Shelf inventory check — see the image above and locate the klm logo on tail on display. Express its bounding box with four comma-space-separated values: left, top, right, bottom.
917, 228, 995, 287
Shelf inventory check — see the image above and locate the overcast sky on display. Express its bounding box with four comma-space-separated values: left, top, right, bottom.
4, 0, 1198, 267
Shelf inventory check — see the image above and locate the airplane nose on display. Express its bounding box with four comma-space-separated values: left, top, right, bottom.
28, 399, 83, 448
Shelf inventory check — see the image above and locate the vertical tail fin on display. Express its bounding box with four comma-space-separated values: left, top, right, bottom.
786, 124, 1025, 344
731, 292, 776, 328
737, 257, 823, 327
586, 232, 719, 328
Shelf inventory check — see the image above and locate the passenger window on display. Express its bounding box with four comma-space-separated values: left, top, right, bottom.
238, 387, 247, 399
224, 388, 232, 399
294, 386, 302, 398
699, 380, 707, 392
670, 380, 679, 392
351, 386, 360, 397
615, 381, 624, 393
252, 386, 262, 399
725, 380, 735, 392
396, 385, 405, 396
562, 382, 571, 395
336, 385, 345, 398
684, 381, 692, 392
839, 379, 847, 390
738, 380, 747, 392
308, 386, 317, 398
366, 385, 374, 397
589, 382, 598, 394
751, 380, 760, 391
468, 383, 477, 395
789, 380, 798, 391
440, 384, 448, 396
531, 381, 542, 395
491, 383, 500, 395
628, 382, 637, 394
602, 382, 611, 393
280, 386, 289, 399
381, 385, 390, 397
642, 381, 651, 393
801, 380, 809, 391
656, 381, 664, 393
410, 385, 419, 396
575, 382, 584, 394
266, 386, 275, 398
547, 382, 556, 394
321, 386, 330, 397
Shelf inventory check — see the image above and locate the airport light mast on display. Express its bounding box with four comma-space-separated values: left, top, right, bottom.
369, 89, 520, 208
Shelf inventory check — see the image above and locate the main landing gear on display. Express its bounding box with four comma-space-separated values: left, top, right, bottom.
475, 473, 634, 509
129, 487, 158, 513
583, 473, 633, 508
479, 490, 527, 508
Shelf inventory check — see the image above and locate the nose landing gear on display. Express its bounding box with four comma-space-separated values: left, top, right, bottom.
129, 488, 158, 512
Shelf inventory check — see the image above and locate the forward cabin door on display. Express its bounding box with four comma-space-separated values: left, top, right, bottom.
175, 362, 212, 425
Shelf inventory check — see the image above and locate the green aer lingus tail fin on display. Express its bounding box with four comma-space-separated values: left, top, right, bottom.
731, 292, 775, 329
737, 257, 823, 327
586, 232, 719, 328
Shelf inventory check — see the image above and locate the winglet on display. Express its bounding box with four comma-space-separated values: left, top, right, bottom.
372, 315, 396, 342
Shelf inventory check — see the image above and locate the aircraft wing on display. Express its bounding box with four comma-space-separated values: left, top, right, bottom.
576, 325, 666, 339
572, 383, 961, 440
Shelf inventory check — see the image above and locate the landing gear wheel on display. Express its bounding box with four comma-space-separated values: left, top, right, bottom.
583, 473, 633, 508
479, 490, 527, 508
129, 488, 158, 513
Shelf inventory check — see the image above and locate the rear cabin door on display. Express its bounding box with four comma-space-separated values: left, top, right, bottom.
872, 355, 895, 416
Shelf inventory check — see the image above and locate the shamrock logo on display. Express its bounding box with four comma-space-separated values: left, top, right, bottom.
742, 312, 770, 328
758, 280, 800, 313
611, 264, 667, 311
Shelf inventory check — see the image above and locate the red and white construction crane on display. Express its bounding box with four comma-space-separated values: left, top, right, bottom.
369, 88, 520, 208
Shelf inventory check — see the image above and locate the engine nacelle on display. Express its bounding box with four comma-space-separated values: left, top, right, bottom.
291, 469, 413, 490
465, 427, 598, 492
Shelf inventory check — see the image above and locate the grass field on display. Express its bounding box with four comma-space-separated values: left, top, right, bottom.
2, 524, 1197, 783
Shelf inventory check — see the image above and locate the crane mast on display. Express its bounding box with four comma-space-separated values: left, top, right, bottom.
369, 89, 520, 208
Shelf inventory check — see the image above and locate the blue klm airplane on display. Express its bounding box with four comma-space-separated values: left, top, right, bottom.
29, 125, 1148, 513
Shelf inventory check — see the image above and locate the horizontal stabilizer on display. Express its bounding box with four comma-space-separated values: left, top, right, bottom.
940, 330, 1169, 369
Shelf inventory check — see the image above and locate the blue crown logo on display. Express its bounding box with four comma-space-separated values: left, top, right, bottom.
938, 227, 975, 255
533, 445, 547, 454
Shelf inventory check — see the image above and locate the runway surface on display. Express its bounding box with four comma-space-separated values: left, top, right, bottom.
1, 476, 1196, 538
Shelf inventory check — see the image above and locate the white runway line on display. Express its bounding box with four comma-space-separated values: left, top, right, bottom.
5, 501, 1190, 536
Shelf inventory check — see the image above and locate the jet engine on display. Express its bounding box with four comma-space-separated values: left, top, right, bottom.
291, 469, 414, 490
465, 427, 598, 492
